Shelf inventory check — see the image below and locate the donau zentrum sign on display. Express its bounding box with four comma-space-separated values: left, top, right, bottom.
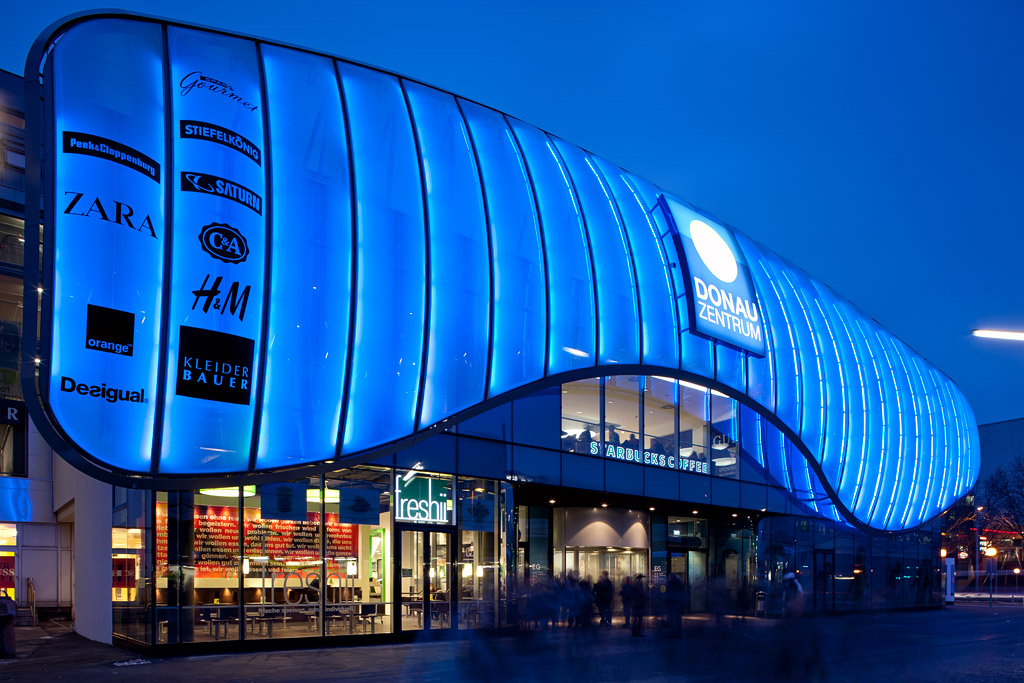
22, 13, 978, 533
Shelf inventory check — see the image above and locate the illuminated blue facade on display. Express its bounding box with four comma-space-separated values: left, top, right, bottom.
24, 14, 978, 533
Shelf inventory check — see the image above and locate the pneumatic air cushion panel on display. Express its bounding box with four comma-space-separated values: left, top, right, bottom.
160, 27, 266, 474
403, 81, 490, 427
336, 63, 426, 454
457, 99, 546, 396
255, 45, 351, 470
49, 19, 165, 473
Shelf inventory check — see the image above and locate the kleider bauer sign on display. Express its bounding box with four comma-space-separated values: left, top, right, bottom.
657, 196, 766, 357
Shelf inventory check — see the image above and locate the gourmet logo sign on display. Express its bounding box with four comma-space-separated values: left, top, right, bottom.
659, 196, 765, 357
179, 71, 258, 112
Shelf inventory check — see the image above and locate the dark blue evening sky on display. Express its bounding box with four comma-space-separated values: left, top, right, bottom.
4, 1, 1022, 424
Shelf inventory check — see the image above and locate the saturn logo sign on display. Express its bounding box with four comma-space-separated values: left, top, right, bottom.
199, 222, 248, 264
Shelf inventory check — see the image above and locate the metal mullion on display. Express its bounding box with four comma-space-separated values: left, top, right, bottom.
503, 116, 551, 377
400, 79, 431, 434
246, 41, 275, 473
453, 98, 495, 402
148, 23, 175, 474
332, 60, 358, 462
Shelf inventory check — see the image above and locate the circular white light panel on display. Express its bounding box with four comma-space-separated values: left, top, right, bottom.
690, 219, 737, 283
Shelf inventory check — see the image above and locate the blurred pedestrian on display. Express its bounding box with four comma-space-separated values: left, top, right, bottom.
666, 573, 684, 637
595, 571, 614, 626
782, 572, 805, 619
631, 574, 649, 637
620, 575, 634, 628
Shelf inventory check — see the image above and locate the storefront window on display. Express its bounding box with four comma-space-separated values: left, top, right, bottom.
645, 377, 677, 458
112, 488, 151, 643
679, 381, 709, 474
710, 393, 739, 479
457, 478, 499, 629
242, 478, 321, 640
560, 378, 600, 453
604, 375, 640, 454
0, 523, 15, 602
324, 467, 392, 636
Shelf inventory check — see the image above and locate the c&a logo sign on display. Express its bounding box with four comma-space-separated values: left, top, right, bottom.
198, 223, 248, 264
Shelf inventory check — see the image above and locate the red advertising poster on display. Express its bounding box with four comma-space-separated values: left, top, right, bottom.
112, 557, 135, 589
190, 505, 359, 579
0, 554, 13, 589
156, 501, 168, 571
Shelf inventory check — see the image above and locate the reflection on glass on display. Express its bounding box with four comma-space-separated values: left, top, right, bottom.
645, 376, 677, 459
605, 375, 640, 454
560, 378, 599, 454
710, 394, 739, 479
458, 479, 498, 629
324, 467, 392, 636
112, 488, 151, 643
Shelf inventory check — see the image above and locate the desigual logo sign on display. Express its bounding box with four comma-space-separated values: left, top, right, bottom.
85, 304, 134, 356
198, 223, 248, 264
178, 71, 258, 112
60, 377, 147, 403
63, 191, 158, 239
181, 172, 263, 215
175, 325, 254, 405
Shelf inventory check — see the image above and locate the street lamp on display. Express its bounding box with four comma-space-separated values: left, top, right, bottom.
972, 329, 1024, 341
1015, 568, 1021, 607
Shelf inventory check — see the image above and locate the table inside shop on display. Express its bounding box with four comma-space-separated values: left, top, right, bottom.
251, 614, 293, 638
208, 617, 233, 640
402, 595, 425, 626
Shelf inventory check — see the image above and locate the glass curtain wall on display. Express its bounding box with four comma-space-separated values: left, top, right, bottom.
324, 467, 392, 636
112, 487, 151, 642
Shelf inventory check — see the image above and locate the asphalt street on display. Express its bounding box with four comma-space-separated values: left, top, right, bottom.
1, 605, 1021, 682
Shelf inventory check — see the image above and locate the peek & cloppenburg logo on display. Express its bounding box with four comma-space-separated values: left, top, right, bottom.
659, 195, 765, 357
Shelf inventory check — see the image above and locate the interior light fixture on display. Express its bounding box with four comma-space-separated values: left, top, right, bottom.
649, 507, 655, 511
973, 329, 1024, 342
199, 486, 256, 498
548, 499, 556, 505
601, 503, 608, 508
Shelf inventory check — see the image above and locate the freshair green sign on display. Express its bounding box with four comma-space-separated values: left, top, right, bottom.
394, 474, 452, 524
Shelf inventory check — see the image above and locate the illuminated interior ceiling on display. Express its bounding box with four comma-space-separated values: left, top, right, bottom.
25, 13, 979, 531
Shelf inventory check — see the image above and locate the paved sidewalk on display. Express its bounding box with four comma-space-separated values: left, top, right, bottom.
2, 605, 1024, 682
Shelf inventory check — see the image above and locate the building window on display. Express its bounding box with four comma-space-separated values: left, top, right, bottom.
560, 377, 600, 454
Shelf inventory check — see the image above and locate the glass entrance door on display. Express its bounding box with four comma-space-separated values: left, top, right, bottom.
399, 529, 452, 631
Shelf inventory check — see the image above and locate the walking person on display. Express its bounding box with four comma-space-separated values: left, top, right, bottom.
631, 574, 649, 637
666, 573, 684, 637
620, 575, 634, 629
595, 571, 614, 627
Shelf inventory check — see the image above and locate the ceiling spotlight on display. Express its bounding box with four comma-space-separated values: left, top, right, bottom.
649, 507, 655, 511
692, 510, 699, 515
548, 499, 556, 505
601, 503, 608, 508
731, 513, 738, 517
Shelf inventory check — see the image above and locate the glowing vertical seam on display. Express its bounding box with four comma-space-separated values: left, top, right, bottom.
911, 356, 936, 523
874, 331, 904, 530
889, 339, 919, 529
759, 260, 800, 427
813, 297, 847, 494
854, 319, 886, 523
931, 369, 951, 515
830, 299, 865, 511
780, 270, 825, 459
